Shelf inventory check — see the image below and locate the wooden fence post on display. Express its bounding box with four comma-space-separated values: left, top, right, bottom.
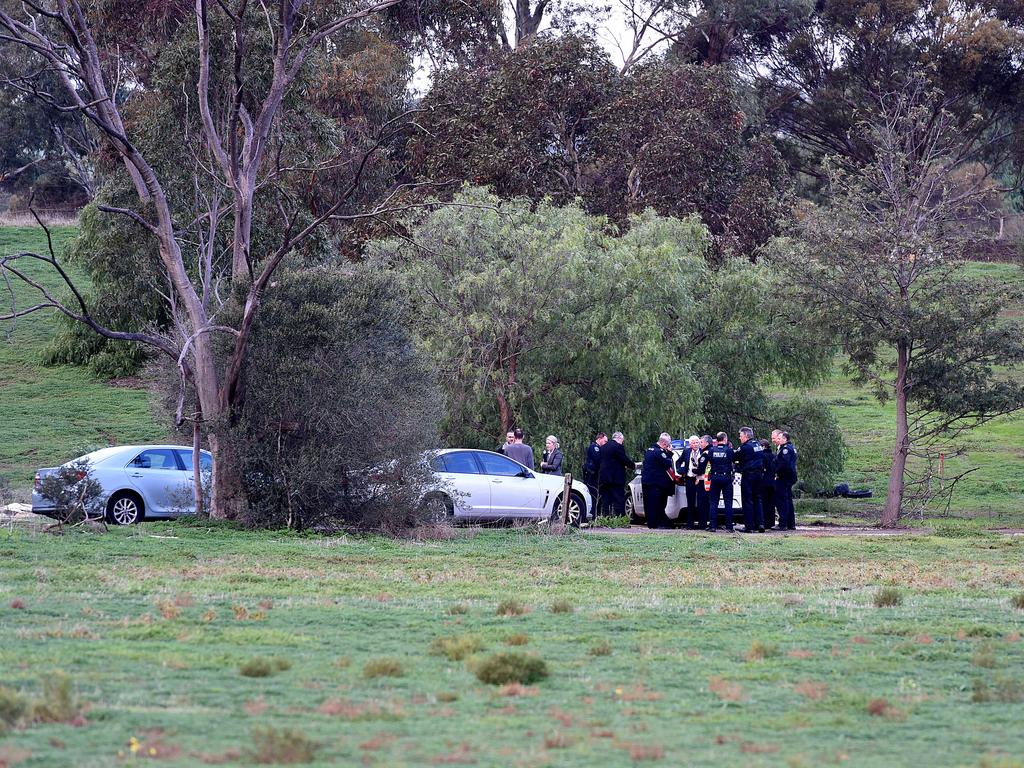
561, 473, 573, 525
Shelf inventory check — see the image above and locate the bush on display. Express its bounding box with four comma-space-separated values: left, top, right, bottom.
36, 460, 104, 524
429, 634, 483, 661
744, 641, 780, 661
0, 686, 28, 733
363, 658, 405, 679
972, 644, 998, 669
549, 599, 574, 614
873, 587, 903, 607
239, 657, 291, 678
1011, 592, 1024, 611
247, 726, 318, 764
496, 598, 527, 617
504, 633, 529, 646
588, 640, 612, 657
972, 677, 1024, 703
447, 603, 469, 615
471, 653, 549, 685
30, 671, 80, 724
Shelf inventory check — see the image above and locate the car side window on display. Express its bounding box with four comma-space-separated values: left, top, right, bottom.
442, 452, 480, 474
176, 450, 214, 472
429, 455, 446, 472
131, 449, 180, 470
477, 452, 525, 477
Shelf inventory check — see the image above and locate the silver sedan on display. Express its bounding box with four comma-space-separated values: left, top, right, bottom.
32, 445, 213, 524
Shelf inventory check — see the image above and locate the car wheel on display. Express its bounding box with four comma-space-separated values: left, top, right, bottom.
551, 492, 585, 526
107, 492, 144, 525
420, 492, 454, 522
625, 492, 642, 524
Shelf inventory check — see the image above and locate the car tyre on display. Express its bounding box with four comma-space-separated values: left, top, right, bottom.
420, 492, 454, 522
625, 493, 642, 524
551, 492, 586, 527
107, 491, 144, 525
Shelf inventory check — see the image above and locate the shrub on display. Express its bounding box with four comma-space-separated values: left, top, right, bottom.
744, 641, 780, 662
588, 640, 612, 657
36, 460, 104, 525
30, 671, 80, 724
471, 653, 549, 685
504, 633, 530, 646
972, 644, 998, 669
873, 587, 903, 607
363, 658, 405, 679
447, 603, 469, 615
247, 726, 318, 764
972, 677, 1024, 703
429, 634, 483, 661
496, 598, 527, 617
1011, 592, 1024, 611
549, 599, 574, 614
0, 686, 28, 733
239, 657, 291, 678
865, 698, 906, 719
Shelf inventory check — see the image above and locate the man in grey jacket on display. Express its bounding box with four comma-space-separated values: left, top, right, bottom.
504, 428, 534, 470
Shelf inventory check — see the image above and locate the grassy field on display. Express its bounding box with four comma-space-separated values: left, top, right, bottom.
2, 523, 1024, 767
0, 227, 167, 494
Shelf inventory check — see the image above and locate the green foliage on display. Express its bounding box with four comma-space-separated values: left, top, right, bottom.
29, 671, 80, 724
239, 657, 291, 678
874, 587, 903, 608
588, 640, 612, 656
761, 396, 846, 494
247, 725, 319, 764
36, 459, 105, 524
0, 685, 28, 733
222, 264, 441, 531
471, 652, 549, 685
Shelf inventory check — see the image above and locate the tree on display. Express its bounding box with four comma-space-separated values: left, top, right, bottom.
777, 81, 1024, 526
372, 187, 840, 478
0, 0, 425, 521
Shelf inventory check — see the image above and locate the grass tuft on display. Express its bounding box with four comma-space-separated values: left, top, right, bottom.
363, 657, 405, 679
0, 686, 28, 733
471, 652, 548, 685
496, 598, 528, 617
447, 603, 469, 615
866, 698, 906, 720
744, 641, 780, 662
30, 671, 83, 725
873, 587, 903, 607
503, 633, 529, 646
972, 643, 998, 669
1011, 592, 1024, 611
239, 657, 291, 678
588, 640, 612, 656
972, 677, 1024, 703
429, 634, 483, 661
549, 599, 574, 614
246, 726, 318, 764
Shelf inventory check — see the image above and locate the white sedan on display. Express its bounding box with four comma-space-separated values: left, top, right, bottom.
424, 449, 592, 524
32, 445, 212, 524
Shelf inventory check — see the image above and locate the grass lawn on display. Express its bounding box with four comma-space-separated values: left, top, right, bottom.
2, 524, 1024, 767
0, 227, 168, 494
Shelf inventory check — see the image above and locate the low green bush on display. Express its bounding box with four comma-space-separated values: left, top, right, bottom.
471, 652, 548, 685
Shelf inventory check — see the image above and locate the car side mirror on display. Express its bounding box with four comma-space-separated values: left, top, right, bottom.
517, 469, 533, 479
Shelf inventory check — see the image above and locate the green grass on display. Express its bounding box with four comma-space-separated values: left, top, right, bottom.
0, 227, 167, 494
1, 524, 1024, 766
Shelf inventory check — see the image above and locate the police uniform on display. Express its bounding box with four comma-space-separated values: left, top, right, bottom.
775, 439, 798, 530
760, 445, 777, 528
694, 444, 711, 529
736, 438, 765, 532
707, 442, 735, 531
641, 443, 674, 529
582, 441, 602, 517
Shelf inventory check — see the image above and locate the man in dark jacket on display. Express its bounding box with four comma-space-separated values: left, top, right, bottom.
758, 438, 777, 529
695, 435, 712, 529
675, 435, 702, 529
707, 431, 735, 531
582, 432, 607, 517
772, 429, 798, 530
735, 427, 765, 533
642, 433, 675, 529
598, 431, 634, 518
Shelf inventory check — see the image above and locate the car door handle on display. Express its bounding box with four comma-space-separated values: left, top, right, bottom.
130, 472, 144, 478
491, 480, 502, 484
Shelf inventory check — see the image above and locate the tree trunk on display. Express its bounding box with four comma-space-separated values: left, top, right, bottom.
208, 430, 246, 521
497, 392, 513, 434
881, 341, 909, 527
192, 404, 204, 518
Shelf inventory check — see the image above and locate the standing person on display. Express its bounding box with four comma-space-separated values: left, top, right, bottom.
695, 435, 712, 529
641, 433, 675, 530
707, 431, 735, 531
735, 427, 765, 533
504, 428, 534, 470
598, 431, 635, 518
582, 433, 607, 515
772, 429, 799, 530
676, 435, 702, 530
759, 438, 777, 529
540, 436, 564, 475
499, 431, 515, 455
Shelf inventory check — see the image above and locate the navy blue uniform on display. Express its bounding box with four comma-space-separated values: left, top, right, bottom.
760, 446, 777, 528
775, 440, 798, 529
582, 441, 602, 518
694, 445, 711, 528
641, 443, 674, 529
736, 439, 765, 532
707, 443, 735, 530
598, 440, 634, 518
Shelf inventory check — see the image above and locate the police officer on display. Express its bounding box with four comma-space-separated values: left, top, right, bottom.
772, 429, 798, 530
758, 438, 777, 529
641, 433, 675, 530
582, 432, 607, 519
598, 431, 634, 518
694, 435, 712, 529
735, 427, 765, 533
707, 431, 735, 531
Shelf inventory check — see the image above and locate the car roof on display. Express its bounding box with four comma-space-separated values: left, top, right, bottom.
83, 445, 213, 463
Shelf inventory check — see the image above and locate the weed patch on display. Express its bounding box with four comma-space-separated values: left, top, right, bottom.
496, 598, 527, 617
589, 640, 612, 656
30, 672, 84, 725
549, 599, 574, 614
745, 641, 780, 661
866, 698, 907, 720
363, 658, 405, 679
874, 587, 903, 607
429, 634, 483, 661
1011, 592, 1024, 611
793, 680, 828, 701
972, 644, 999, 669
708, 676, 747, 703
471, 653, 548, 685
239, 657, 291, 678
0, 687, 28, 733
972, 677, 1024, 703
246, 726, 318, 764
503, 633, 529, 646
